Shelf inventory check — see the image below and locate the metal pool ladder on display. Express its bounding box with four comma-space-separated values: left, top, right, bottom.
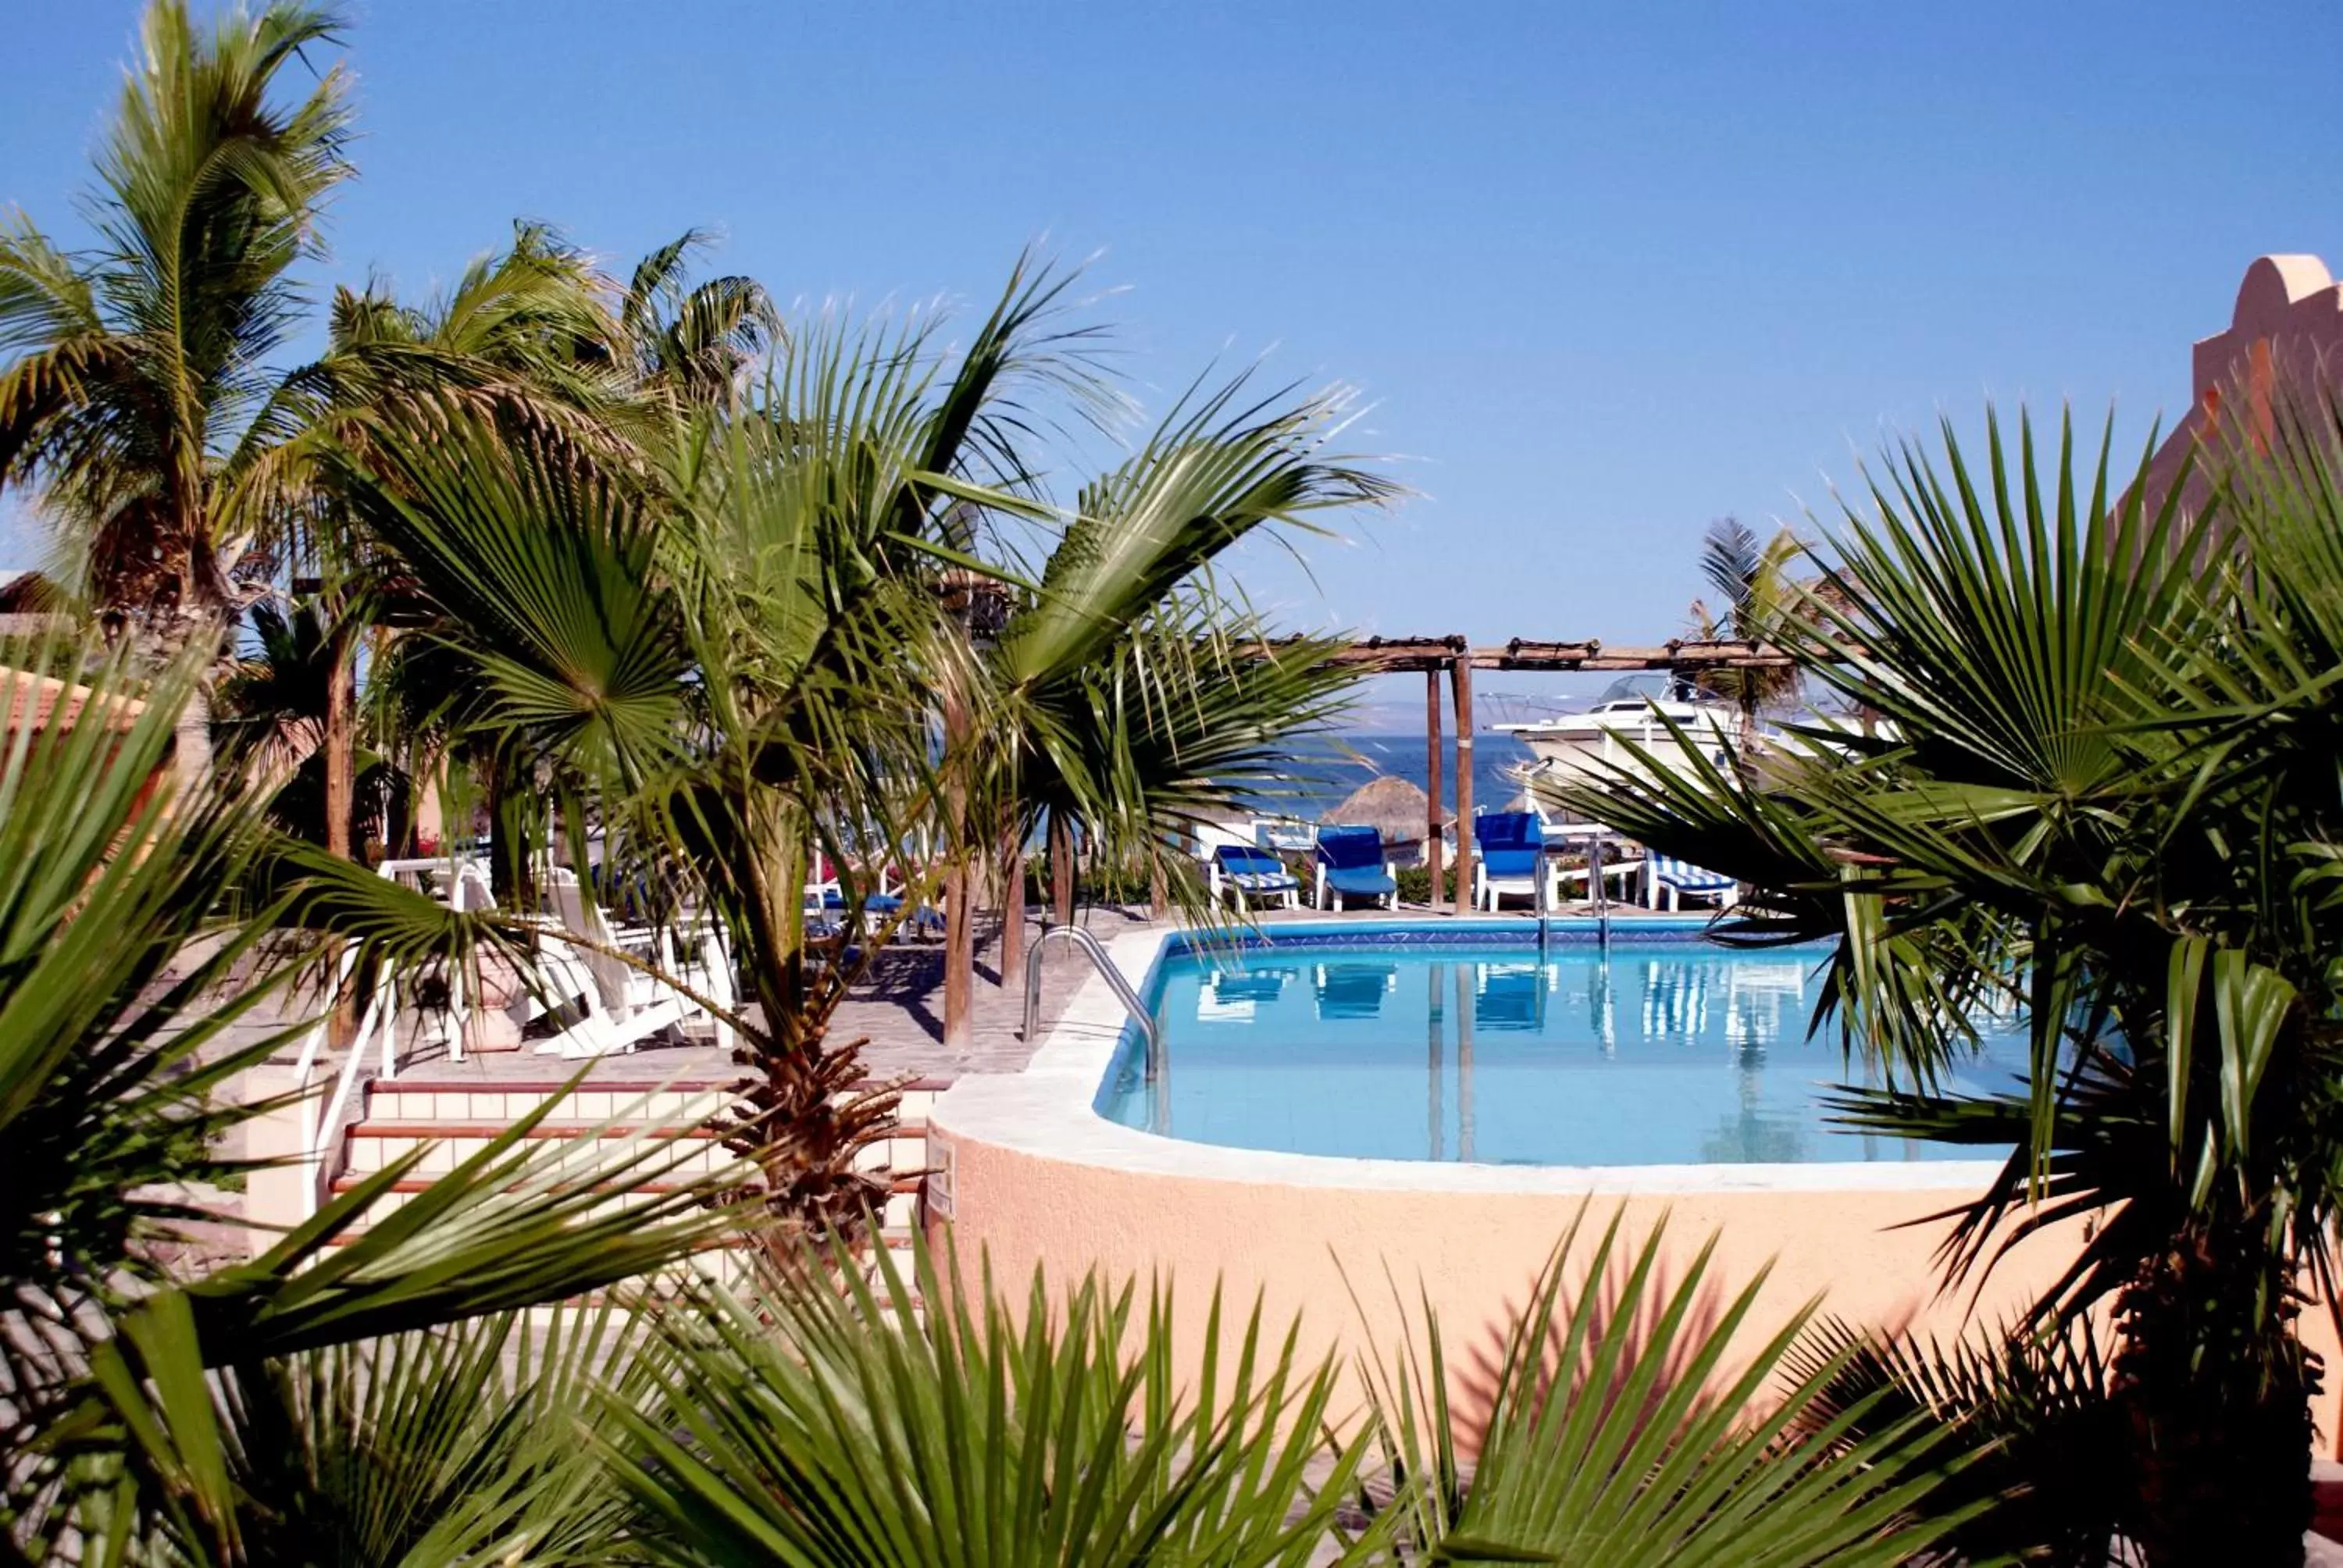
1023, 925, 1163, 1080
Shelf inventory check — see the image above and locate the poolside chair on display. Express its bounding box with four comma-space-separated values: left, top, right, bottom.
1471, 811, 1558, 912
1254, 818, 1316, 854
537, 868, 696, 1059
373, 856, 498, 1059
1556, 855, 1644, 903
1313, 825, 1397, 911
1208, 843, 1302, 911
1314, 961, 1396, 1021
1644, 852, 1739, 912
809, 850, 941, 939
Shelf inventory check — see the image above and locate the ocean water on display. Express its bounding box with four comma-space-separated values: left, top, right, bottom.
1094, 936, 2027, 1166
1243, 732, 1538, 825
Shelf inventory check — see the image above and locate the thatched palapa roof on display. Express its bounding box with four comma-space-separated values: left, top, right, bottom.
1323, 775, 1434, 848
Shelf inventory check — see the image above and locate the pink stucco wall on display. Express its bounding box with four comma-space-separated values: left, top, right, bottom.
933, 1130, 2343, 1450
2141, 254, 2343, 519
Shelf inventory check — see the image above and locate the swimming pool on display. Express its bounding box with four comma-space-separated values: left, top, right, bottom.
1093, 927, 2028, 1166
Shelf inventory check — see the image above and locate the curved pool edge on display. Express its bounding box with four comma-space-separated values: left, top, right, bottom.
933, 921, 2009, 1196
922, 920, 2343, 1449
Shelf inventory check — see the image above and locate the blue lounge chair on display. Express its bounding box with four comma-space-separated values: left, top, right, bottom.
1313, 825, 1397, 911
1471, 811, 1557, 912
1645, 852, 1738, 911
1208, 843, 1301, 911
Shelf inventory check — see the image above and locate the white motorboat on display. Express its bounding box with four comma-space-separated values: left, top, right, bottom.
1492, 674, 1742, 812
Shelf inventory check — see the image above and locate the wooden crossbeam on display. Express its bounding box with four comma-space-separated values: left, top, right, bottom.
1471, 638, 1800, 672
1234, 635, 1800, 673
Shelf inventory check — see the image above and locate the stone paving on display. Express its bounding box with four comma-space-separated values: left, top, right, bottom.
240, 895, 1678, 1092
388, 903, 1172, 1088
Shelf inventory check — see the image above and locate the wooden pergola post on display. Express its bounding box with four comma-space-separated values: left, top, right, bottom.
1423, 668, 1445, 906
1450, 654, 1475, 914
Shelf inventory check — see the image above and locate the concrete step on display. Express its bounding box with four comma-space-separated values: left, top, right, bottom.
327, 1173, 924, 1231
342, 1120, 929, 1178
329, 1074, 947, 1254
360, 1078, 948, 1126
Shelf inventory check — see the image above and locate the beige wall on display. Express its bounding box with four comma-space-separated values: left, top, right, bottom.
934, 1129, 2343, 1451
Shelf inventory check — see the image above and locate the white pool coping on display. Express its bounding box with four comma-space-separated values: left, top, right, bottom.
929, 924, 2010, 1196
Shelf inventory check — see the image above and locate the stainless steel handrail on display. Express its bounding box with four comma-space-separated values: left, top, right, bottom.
1024, 924, 1162, 1079
1590, 836, 1611, 950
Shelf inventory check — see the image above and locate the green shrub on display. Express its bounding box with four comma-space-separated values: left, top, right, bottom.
1395, 863, 1456, 904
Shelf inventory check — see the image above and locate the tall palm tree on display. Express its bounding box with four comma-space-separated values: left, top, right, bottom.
0, 1, 354, 782
321, 264, 1394, 1240
979, 378, 1393, 932
248, 219, 635, 865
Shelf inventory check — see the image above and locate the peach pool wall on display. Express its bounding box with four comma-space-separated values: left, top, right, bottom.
931, 1133, 2343, 1449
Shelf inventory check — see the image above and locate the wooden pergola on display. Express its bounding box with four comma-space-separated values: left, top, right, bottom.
1275, 634, 1800, 916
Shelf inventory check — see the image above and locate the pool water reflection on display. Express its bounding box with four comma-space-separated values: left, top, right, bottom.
1093, 940, 2029, 1166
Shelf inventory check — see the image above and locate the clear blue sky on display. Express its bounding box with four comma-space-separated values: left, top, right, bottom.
4, 0, 2338, 724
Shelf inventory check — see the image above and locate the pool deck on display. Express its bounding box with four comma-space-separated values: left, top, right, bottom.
358, 898, 1699, 1089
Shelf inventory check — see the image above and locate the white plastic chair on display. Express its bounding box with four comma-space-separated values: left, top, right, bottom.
541, 868, 735, 1058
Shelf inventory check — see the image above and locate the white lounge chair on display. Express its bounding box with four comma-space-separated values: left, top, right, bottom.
1645, 853, 1738, 912
374, 855, 499, 1060
540, 868, 735, 1059
1207, 843, 1302, 911
1524, 818, 1643, 906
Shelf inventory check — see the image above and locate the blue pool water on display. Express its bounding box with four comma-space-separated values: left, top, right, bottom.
1093, 932, 2030, 1166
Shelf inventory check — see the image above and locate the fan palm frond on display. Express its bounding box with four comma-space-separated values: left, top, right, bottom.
601, 1230, 1376, 1567
1353, 1206, 1972, 1566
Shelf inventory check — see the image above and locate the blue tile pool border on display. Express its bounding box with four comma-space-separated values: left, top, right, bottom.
1161, 915, 1735, 956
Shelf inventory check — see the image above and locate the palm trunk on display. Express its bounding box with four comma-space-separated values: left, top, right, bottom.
155, 603, 228, 795
999, 826, 1025, 982
941, 689, 974, 1049
323, 621, 355, 862
1050, 814, 1075, 930
170, 676, 213, 796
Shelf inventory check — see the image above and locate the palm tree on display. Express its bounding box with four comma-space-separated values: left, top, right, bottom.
616, 229, 781, 408
256, 221, 635, 867
1685, 515, 1806, 721
1544, 401, 2343, 1560
978, 378, 1393, 935
319, 263, 1394, 1239
602, 1219, 1961, 1567
0, 643, 753, 1559
1354, 1208, 1970, 1565
0, 1, 354, 783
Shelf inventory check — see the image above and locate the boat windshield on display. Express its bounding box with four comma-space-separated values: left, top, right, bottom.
1592, 672, 1710, 708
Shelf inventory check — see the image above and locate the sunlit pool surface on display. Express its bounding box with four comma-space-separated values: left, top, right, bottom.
1093, 934, 2028, 1166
